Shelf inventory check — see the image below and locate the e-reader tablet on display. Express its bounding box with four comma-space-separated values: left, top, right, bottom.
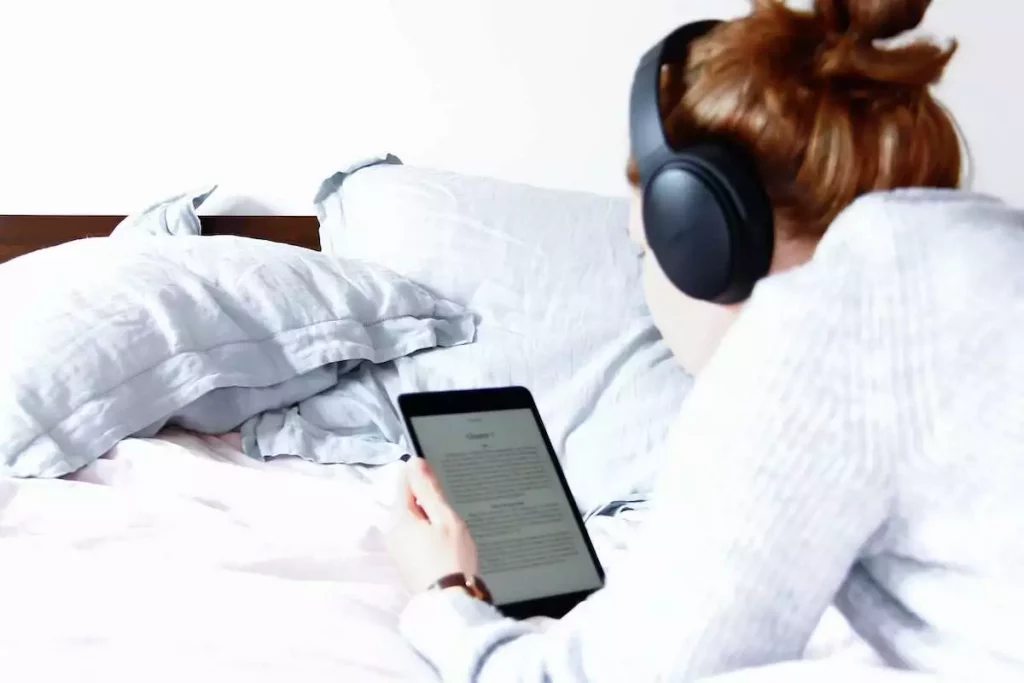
398, 386, 605, 619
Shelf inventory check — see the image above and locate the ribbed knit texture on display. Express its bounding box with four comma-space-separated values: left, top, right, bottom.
399, 189, 1024, 682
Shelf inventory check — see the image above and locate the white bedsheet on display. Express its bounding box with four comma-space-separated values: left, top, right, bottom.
0, 431, 870, 682
0, 430, 433, 682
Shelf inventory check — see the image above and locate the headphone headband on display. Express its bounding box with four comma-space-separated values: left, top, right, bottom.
630, 20, 723, 188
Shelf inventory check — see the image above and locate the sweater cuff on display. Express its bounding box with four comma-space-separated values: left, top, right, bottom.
399, 589, 506, 664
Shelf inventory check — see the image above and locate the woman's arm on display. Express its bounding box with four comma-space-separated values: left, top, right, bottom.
399, 263, 894, 682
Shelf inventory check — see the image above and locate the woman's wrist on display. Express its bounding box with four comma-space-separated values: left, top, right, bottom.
426, 572, 494, 604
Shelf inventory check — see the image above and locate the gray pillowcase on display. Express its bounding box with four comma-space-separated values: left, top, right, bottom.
314, 160, 692, 511
239, 361, 410, 466
0, 234, 475, 478
110, 185, 217, 237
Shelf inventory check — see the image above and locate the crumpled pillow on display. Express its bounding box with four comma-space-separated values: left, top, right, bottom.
314, 159, 693, 511
110, 185, 217, 237
0, 194, 476, 478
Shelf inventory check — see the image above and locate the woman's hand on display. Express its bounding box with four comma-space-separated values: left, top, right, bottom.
385, 457, 480, 593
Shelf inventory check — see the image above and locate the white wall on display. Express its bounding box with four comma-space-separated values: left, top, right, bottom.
0, 0, 1019, 215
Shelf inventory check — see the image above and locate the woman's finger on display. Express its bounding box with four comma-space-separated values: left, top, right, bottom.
403, 464, 429, 521
390, 460, 428, 523
406, 458, 458, 525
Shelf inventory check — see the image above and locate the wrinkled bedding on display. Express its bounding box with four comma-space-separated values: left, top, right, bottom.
0, 430, 873, 682
0, 431, 429, 682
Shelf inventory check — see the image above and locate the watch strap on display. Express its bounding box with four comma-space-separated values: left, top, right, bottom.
428, 573, 494, 604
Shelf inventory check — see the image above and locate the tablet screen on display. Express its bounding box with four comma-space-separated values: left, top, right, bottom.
409, 408, 604, 606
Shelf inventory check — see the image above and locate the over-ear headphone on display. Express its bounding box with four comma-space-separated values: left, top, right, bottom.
630, 20, 775, 304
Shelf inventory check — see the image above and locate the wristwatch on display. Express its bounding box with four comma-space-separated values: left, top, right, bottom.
428, 573, 494, 604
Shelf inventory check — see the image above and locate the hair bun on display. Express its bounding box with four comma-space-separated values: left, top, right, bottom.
807, 0, 955, 90
814, 0, 929, 41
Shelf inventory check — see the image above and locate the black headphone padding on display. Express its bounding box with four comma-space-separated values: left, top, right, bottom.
643, 142, 774, 304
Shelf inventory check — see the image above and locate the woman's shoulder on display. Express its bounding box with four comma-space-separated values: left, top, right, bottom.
773, 189, 1024, 309
817, 188, 1024, 273
749, 187, 1024, 356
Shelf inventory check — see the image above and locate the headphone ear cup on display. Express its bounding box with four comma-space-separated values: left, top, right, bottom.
643, 164, 735, 302
643, 143, 774, 304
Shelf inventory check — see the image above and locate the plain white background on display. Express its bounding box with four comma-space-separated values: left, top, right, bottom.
0, 0, 1019, 214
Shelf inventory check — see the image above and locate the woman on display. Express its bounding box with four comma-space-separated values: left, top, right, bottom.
386, 0, 1024, 680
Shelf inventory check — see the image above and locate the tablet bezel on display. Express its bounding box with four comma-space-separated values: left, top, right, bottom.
398, 386, 606, 620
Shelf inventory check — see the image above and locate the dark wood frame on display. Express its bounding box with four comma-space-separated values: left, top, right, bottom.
0, 215, 321, 263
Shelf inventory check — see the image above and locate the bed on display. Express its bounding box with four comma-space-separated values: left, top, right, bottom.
0, 213, 438, 681
0, 164, 868, 681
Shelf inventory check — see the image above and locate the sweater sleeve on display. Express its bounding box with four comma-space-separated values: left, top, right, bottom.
399, 258, 895, 682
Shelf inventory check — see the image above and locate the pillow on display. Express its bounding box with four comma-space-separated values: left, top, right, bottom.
110, 184, 217, 237
316, 160, 693, 511
0, 234, 475, 478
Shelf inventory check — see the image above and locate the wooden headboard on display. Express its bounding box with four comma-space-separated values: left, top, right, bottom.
0, 215, 321, 263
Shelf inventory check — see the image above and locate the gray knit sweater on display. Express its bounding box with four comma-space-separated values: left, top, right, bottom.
399, 189, 1024, 682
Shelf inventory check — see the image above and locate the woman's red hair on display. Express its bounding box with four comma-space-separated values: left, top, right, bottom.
629, 0, 962, 238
